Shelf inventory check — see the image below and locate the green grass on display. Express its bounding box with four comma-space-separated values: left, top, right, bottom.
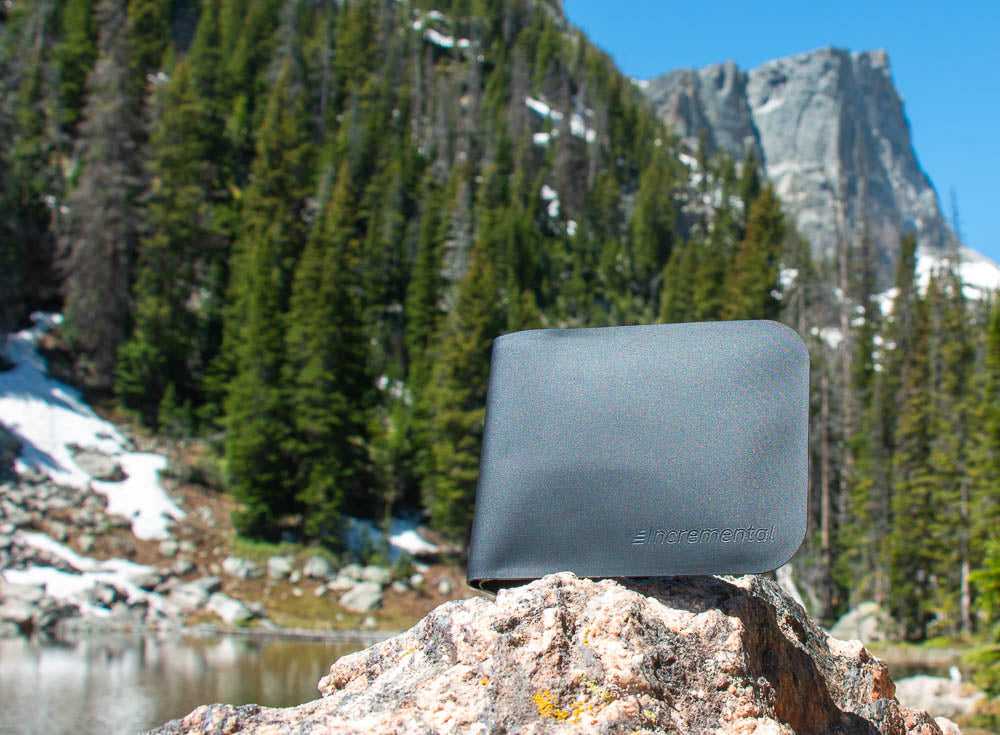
229, 535, 342, 567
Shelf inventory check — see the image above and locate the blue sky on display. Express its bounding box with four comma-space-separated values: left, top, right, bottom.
563, 0, 1000, 263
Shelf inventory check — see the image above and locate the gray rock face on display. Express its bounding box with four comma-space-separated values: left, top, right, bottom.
645, 47, 954, 287
148, 573, 955, 735
645, 61, 760, 161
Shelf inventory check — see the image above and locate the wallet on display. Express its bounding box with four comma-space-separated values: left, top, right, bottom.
466, 320, 810, 591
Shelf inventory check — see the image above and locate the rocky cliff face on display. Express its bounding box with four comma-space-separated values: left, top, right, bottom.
148, 572, 957, 734
646, 47, 953, 286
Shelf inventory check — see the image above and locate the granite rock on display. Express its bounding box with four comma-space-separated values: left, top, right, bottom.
147, 572, 954, 734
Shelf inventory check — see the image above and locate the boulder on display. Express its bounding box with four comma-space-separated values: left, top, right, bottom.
206, 593, 254, 626
192, 576, 223, 594
326, 574, 355, 593
359, 565, 391, 585
171, 558, 195, 576
222, 556, 263, 580
169, 582, 211, 612
830, 600, 894, 643
131, 571, 163, 592
303, 555, 335, 580
895, 674, 985, 720
0, 423, 21, 479
339, 563, 364, 580
70, 447, 126, 482
148, 573, 954, 734
338, 581, 382, 613
266, 556, 294, 580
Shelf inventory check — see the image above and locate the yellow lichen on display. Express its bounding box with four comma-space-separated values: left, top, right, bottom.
579, 675, 618, 704
531, 690, 570, 720
480, 676, 489, 686
569, 698, 595, 723
398, 646, 416, 660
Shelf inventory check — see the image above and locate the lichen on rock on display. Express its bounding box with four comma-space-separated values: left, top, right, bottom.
147, 572, 957, 734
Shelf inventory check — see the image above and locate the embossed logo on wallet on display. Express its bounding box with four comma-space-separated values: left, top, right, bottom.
632, 526, 777, 545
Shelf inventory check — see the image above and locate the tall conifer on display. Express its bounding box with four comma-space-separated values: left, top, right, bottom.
425, 244, 504, 539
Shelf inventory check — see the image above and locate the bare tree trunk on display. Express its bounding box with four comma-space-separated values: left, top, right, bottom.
820, 369, 833, 621
960, 477, 972, 634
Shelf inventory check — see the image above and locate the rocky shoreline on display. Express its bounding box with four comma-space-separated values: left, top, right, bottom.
0, 453, 440, 639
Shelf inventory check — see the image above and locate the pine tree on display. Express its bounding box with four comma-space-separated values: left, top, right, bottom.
720, 185, 784, 321
658, 240, 697, 323
213, 60, 314, 394
223, 233, 292, 539
54, 0, 98, 137
116, 61, 215, 427
888, 278, 936, 640
220, 61, 315, 538
925, 263, 974, 631
284, 162, 372, 540
425, 243, 504, 539
968, 299, 1000, 620
629, 143, 676, 302
125, 0, 170, 93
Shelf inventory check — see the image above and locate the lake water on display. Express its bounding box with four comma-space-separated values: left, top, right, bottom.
0, 633, 371, 735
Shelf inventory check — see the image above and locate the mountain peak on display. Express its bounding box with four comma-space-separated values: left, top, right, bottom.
644, 47, 950, 285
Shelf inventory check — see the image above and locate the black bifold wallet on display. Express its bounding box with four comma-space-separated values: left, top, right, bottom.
467, 320, 810, 591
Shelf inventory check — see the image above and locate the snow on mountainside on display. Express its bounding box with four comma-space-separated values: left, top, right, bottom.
0, 313, 184, 540
916, 246, 1000, 301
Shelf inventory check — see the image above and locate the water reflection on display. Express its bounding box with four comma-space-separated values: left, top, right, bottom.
0, 634, 367, 735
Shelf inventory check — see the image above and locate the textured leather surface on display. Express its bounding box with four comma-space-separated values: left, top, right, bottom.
467, 320, 809, 590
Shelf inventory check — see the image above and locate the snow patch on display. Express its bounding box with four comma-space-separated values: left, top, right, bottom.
532, 132, 551, 146
0, 313, 184, 539
779, 267, 799, 290
630, 78, 650, 90
811, 325, 844, 350
540, 185, 560, 218
756, 95, 785, 115
566, 220, 578, 238
678, 152, 698, 168
2, 532, 162, 616
525, 96, 555, 119
423, 28, 454, 48
343, 516, 439, 560
916, 246, 1000, 301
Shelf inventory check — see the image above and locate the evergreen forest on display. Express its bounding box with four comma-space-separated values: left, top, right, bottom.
1, 0, 999, 686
